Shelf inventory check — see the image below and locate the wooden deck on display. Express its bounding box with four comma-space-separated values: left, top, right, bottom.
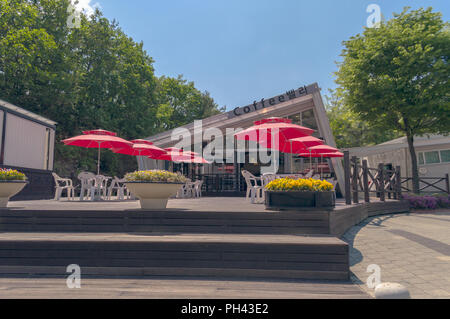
0, 197, 408, 296
1, 198, 410, 236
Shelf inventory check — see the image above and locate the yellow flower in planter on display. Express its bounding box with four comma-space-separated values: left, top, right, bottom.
125, 170, 187, 183
266, 178, 334, 192
0, 169, 26, 181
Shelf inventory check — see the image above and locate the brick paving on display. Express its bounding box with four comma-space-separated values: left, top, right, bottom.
342, 210, 450, 299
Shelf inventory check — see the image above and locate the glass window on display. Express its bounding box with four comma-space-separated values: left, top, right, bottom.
418, 152, 425, 165
440, 150, 450, 163
424, 151, 440, 164
301, 109, 319, 131
288, 113, 301, 125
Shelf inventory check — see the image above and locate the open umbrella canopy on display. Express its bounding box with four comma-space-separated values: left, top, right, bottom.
153, 148, 192, 162
181, 156, 211, 164
297, 152, 344, 158
179, 151, 210, 164
82, 129, 117, 136
234, 117, 315, 153
62, 129, 132, 175
129, 139, 154, 146
111, 143, 166, 158
288, 136, 325, 154
62, 131, 132, 149
307, 145, 340, 154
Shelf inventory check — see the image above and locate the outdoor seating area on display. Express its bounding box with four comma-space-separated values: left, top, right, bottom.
52, 172, 134, 202
53, 171, 205, 202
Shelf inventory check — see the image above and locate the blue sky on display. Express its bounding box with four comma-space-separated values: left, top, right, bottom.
83, 0, 449, 110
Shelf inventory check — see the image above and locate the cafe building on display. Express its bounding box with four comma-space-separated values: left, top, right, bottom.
141, 83, 345, 196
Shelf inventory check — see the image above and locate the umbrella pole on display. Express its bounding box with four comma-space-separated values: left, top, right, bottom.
309, 150, 312, 172
290, 141, 293, 174
321, 156, 323, 179
97, 145, 101, 175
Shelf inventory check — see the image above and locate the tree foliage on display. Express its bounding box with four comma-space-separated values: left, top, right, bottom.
155, 75, 224, 131
335, 7, 450, 192
0, 0, 223, 178
325, 89, 402, 149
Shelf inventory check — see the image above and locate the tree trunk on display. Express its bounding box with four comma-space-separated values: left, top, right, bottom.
406, 133, 420, 194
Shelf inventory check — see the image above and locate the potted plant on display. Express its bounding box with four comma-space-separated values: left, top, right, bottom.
0, 168, 28, 208
265, 178, 335, 210
124, 170, 187, 210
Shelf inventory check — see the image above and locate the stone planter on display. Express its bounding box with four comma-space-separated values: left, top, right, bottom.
265, 191, 336, 210
125, 181, 184, 210
0, 181, 28, 208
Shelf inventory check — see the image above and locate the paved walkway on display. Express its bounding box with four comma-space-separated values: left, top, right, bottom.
342, 210, 450, 299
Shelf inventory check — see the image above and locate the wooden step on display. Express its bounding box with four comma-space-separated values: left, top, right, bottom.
0, 233, 349, 281
0, 210, 330, 234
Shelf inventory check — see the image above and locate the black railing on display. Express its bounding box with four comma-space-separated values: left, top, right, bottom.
194, 173, 246, 195
401, 175, 450, 194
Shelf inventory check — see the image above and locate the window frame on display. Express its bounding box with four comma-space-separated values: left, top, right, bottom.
417, 148, 450, 166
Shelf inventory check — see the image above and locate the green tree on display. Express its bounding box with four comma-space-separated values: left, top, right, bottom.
335, 7, 450, 193
155, 75, 224, 131
325, 89, 402, 148
0, 0, 223, 178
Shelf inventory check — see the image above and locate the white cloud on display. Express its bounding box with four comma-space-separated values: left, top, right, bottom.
72, 0, 101, 16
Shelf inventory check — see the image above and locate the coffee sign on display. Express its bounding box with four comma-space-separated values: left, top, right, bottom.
229, 84, 316, 119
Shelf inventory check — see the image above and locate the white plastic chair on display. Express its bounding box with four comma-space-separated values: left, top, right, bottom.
52, 173, 74, 201
257, 174, 278, 204
242, 170, 263, 204
193, 180, 204, 198
178, 182, 196, 199
78, 172, 95, 201
91, 175, 110, 200
107, 177, 127, 200
304, 170, 315, 178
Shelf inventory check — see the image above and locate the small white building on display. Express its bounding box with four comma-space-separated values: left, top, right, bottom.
346, 135, 450, 193
0, 99, 57, 200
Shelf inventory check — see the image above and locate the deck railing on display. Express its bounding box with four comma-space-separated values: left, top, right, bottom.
401, 175, 450, 194
343, 151, 402, 205
343, 151, 450, 205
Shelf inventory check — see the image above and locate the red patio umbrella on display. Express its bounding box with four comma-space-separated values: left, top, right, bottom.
234, 117, 315, 153
288, 136, 325, 153
302, 145, 340, 171
308, 145, 340, 153
234, 117, 315, 174
111, 141, 166, 158
62, 129, 132, 175
297, 152, 344, 158
297, 151, 344, 178
128, 139, 156, 146
153, 148, 192, 162
188, 156, 211, 164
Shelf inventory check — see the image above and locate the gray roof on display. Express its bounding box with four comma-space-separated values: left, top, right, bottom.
0, 99, 57, 127
345, 134, 450, 156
